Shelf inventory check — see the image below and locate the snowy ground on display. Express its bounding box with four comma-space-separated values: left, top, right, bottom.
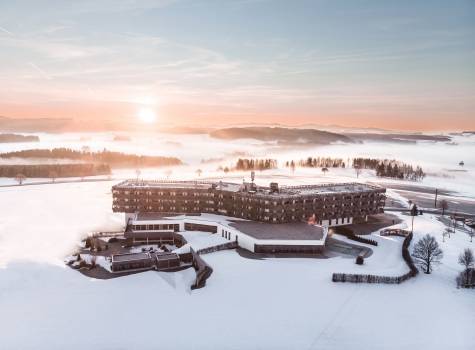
175, 230, 230, 254
0, 180, 474, 349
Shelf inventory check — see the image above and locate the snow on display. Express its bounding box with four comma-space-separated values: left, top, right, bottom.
0, 175, 474, 349
331, 232, 409, 276
174, 230, 230, 254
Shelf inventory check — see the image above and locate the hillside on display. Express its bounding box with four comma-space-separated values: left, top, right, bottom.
209, 127, 354, 145
0, 133, 40, 143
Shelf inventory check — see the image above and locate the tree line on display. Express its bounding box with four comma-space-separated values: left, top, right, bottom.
285, 157, 346, 169
234, 158, 278, 171
284, 156, 425, 181
0, 148, 182, 168
353, 157, 425, 181
0, 163, 111, 179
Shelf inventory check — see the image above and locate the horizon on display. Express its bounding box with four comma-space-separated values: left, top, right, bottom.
1, 0, 474, 131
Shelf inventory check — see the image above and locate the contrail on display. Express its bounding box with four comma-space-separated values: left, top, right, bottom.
28, 62, 52, 80
0, 25, 13, 35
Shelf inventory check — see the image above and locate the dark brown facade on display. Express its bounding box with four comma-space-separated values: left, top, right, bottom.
112, 180, 386, 224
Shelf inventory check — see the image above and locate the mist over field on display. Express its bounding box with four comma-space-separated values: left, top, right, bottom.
1, 130, 474, 196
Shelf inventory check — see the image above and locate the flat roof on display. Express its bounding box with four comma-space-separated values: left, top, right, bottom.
112, 252, 151, 262
229, 221, 324, 241
113, 180, 383, 197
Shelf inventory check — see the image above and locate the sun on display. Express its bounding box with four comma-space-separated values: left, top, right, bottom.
137, 107, 157, 124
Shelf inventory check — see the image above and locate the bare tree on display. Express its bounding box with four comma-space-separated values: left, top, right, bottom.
196, 169, 202, 177
135, 169, 141, 181
164, 169, 172, 179
439, 199, 449, 216
412, 234, 443, 274
458, 248, 474, 286
48, 170, 58, 183
290, 161, 296, 174
321, 167, 328, 175
90, 255, 97, 268
442, 227, 451, 242
459, 248, 474, 271
354, 166, 362, 178
15, 173, 26, 185
468, 225, 474, 242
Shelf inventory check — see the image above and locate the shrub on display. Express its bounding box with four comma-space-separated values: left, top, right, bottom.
356, 255, 364, 265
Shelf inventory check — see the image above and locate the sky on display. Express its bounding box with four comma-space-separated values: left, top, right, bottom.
0, 0, 474, 131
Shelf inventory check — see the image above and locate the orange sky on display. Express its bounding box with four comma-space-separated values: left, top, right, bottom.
2, 101, 474, 132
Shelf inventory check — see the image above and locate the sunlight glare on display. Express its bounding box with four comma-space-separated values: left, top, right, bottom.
137, 107, 157, 124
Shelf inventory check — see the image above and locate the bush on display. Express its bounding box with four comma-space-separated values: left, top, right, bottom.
356, 255, 364, 265
456, 268, 475, 288
108, 237, 118, 243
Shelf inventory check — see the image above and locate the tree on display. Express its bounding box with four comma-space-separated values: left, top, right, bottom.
164, 169, 173, 179
468, 225, 475, 242
321, 167, 328, 175
458, 248, 474, 286
90, 255, 97, 268
458, 248, 474, 271
135, 168, 141, 181
48, 170, 58, 183
442, 227, 451, 242
223, 167, 230, 175
15, 173, 26, 185
412, 234, 444, 274
290, 160, 296, 174
196, 169, 202, 177
354, 166, 362, 178
439, 199, 449, 216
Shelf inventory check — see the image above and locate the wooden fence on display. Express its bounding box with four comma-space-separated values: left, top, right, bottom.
190, 248, 213, 290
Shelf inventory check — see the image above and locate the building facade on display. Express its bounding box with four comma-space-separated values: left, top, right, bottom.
112, 180, 386, 226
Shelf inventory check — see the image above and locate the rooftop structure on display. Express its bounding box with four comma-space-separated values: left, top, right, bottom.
113, 179, 382, 197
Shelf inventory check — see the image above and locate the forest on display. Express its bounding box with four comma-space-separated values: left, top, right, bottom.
0, 163, 111, 178
233, 158, 278, 171
0, 148, 182, 168
0, 133, 40, 143
285, 156, 425, 181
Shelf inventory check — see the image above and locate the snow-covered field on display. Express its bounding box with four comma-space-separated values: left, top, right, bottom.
0, 180, 474, 349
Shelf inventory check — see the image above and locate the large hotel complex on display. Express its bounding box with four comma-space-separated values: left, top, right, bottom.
111, 180, 386, 254
112, 180, 386, 226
